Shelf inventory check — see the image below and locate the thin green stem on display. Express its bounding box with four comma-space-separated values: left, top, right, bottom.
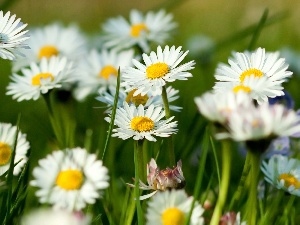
161, 85, 175, 165
210, 140, 231, 225
229, 151, 251, 210
134, 140, 145, 225
245, 150, 261, 225
185, 128, 210, 225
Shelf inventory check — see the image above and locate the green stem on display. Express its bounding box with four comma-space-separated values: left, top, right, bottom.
210, 140, 231, 225
245, 150, 261, 225
161, 85, 175, 165
229, 152, 251, 209
134, 140, 145, 225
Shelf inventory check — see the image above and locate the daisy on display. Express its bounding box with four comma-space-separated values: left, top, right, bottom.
73, 48, 134, 101
6, 56, 74, 101
261, 155, 300, 196
105, 102, 177, 141
218, 103, 300, 142
146, 189, 205, 225
0, 122, 30, 176
122, 45, 195, 96
21, 208, 91, 225
96, 85, 181, 113
213, 47, 293, 104
0, 11, 29, 60
30, 147, 109, 211
101, 9, 177, 52
12, 22, 87, 71
194, 91, 252, 124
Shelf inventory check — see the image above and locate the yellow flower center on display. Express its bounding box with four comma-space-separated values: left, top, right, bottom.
38, 45, 59, 59
56, 169, 84, 190
0, 142, 12, 166
239, 68, 263, 82
126, 89, 149, 106
99, 65, 118, 80
31, 73, 54, 86
232, 84, 251, 93
161, 207, 185, 225
146, 63, 169, 79
130, 23, 148, 37
278, 173, 300, 189
130, 116, 154, 132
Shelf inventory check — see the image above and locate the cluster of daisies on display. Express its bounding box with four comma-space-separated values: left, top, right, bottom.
2, 4, 300, 225
194, 45, 300, 218
0, 8, 211, 225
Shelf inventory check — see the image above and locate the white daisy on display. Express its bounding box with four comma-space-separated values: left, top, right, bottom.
21, 208, 91, 225
122, 45, 195, 96
96, 85, 181, 113
101, 9, 177, 52
146, 189, 205, 225
0, 11, 29, 60
30, 147, 109, 211
261, 155, 300, 196
6, 56, 74, 101
0, 123, 30, 176
105, 102, 177, 141
213, 47, 293, 104
194, 91, 252, 124
218, 103, 300, 141
12, 22, 87, 71
73, 48, 134, 101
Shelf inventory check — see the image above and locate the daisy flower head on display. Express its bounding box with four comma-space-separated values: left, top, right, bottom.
146, 189, 205, 225
30, 147, 109, 211
261, 155, 300, 196
0, 11, 29, 60
213, 47, 293, 104
6, 56, 74, 101
96, 85, 181, 113
122, 45, 195, 96
194, 90, 252, 125
0, 123, 30, 176
101, 9, 177, 53
73, 48, 134, 101
105, 102, 177, 141
12, 22, 87, 71
21, 208, 91, 225
218, 103, 300, 143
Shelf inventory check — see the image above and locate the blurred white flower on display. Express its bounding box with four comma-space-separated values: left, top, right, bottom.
101, 9, 177, 52
6, 56, 74, 101
0, 123, 29, 176
0, 11, 29, 60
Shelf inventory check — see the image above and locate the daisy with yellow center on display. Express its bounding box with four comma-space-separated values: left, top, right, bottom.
73, 48, 134, 101
213, 47, 293, 104
0, 123, 29, 176
30, 148, 109, 211
12, 22, 87, 72
122, 45, 195, 96
96, 85, 181, 113
146, 189, 205, 225
101, 9, 177, 52
261, 155, 300, 196
0, 11, 29, 60
6, 56, 73, 101
105, 102, 177, 142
